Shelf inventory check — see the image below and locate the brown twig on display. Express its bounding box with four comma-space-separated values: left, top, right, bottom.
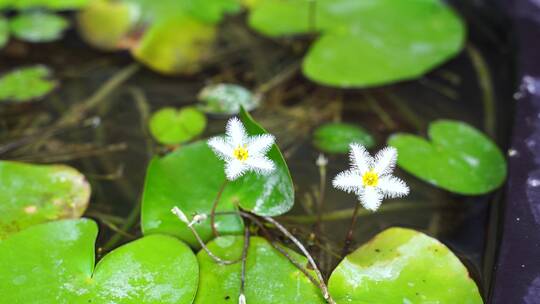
341, 202, 361, 257
210, 180, 228, 237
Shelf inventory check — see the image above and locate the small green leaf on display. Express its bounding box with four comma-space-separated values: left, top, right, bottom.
10, 11, 69, 43
0, 219, 199, 303
142, 108, 294, 247
149, 106, 207, 145
0, 65, 57, 102
388, 120, 507, 195
248, 0, 465, 87
198, 83, 260, 115
0, 16, 8, 49
0, 161, 90, 239
313, 122, 375, 154
329, 227, 483, 304
195, 235, 326, 303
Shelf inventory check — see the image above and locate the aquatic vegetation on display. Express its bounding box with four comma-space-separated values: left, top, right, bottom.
195, 236, 326, 303
149, 106, 207, 145
0, 219, 199, 303
0, 16, 7, 48
329, 228, 483, 303
333, 144, 409, 211
0, 0, 89, 10
388, 120, 507, 194
0, 161, 90, 239
77, 0, 241, 74
248, 0, 465, 87
9, 11, 69, 43
142, 108, 293, 247
313, 122, 375, 154
198, 83, 260, 115
0, 65, 57, 102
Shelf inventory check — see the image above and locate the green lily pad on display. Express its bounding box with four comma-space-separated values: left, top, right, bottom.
388, 120, 507, 195
132, 17, 216, 75
313, 122, 375, 154
0, 65, 57, 102
10, 11, 69, 43
141, 108, 293, 247
0, 219, 199, 303
0, 0, 89, 10
0, 16, 8, 49
0, 161, 90, 239
195, 235, 326, 303
76, 0, 139, 50
149, 106, 207, 145
198, 83, 260, 115
328, 227, 483, 304
248, 0, 465, 87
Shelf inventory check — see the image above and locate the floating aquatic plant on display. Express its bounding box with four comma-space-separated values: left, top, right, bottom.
313, 122, 375, 154
0, 65, 57, 102
0, 219, 199, 303
198, 83, 260, 115
149, 106, 207, 145
388, 120, 507, 194
0, 161, 90, 239
248, 0, 465, 87
9, 11, 69, 43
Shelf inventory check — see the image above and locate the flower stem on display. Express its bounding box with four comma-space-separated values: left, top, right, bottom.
239, 225, 250, 303
211, 180, 228, 237
341, 202, 361, 257
187, 222, 240, 265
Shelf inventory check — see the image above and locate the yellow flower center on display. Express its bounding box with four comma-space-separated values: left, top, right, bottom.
362, 170, 379, 187
233, 146, 249, 161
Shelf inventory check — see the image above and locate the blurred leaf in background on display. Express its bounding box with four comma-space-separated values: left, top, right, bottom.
313, 122, 375, 154
149, 106, 207, 145
0, 65, 57, 102
198, 83, 260, 115
9, 11, 69, 43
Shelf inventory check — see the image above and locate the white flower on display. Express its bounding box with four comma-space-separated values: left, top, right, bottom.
333, 144, 409, 211
208, 117, 276, 180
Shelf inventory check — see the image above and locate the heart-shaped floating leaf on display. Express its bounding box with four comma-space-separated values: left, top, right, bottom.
0, 219, 199, 303
197, 83, 260, 115
248, 0, 465, 87
10, 11, 69, 43
0, 16, 8, 49
0, 161, 90, 239
313, 122, 375, 154
142, 108, 293, 247
0, 0, 89, 10
329, 227, 483, 304
388, 120, 507, 195
77, 0, 241, 74
195, 235, 326, 303
0, 65, 57, 102
149, 106, 207, 145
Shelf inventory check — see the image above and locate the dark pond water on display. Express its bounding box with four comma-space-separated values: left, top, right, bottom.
0, 1, 515, 298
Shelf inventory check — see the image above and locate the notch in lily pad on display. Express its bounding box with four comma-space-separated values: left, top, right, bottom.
198, 83, 260, 115
0, 65, 57, 102
149, 106, 207, 145
141, 107, 294, 247
248, 0, 465, 87
388, 120, 507, 195
0, 219, 199, 303
328, 227, 483, 303
313, 122, 375, 154
0, 161, 90, 239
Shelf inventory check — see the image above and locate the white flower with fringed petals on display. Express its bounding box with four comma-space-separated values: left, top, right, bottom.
208, 117, 275, 181
333, 144, 409, 211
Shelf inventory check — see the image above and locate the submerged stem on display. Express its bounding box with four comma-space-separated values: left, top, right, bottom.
239, 226, 251, 304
